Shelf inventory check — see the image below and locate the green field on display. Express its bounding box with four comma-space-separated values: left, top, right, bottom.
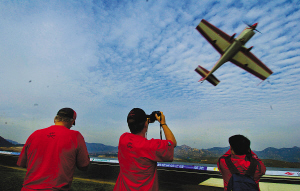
0, 165, 115, 191
0, 165, 223, 191
0, 153, 116, 191
0, 154, 224, 191
0, 165, 25, 190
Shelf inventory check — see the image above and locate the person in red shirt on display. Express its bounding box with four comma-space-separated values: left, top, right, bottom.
217, 135, 266, 191
17, 108, 90, 191
114, 108, 177, 191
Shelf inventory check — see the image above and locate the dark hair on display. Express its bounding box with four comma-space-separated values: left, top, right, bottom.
128, 120, 146, 134
127, 108, 147, 134
229, 134, 251, 155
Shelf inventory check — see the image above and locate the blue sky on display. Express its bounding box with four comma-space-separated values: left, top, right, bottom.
0, 0, 299, 151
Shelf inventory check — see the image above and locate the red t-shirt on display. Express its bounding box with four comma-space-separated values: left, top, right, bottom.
114, 132, 175, 191
217, 149, 266, 191
17, 125, 90, 191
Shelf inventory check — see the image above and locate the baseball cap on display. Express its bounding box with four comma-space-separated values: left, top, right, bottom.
127, 108, 147, 125
57, 108, 77, 125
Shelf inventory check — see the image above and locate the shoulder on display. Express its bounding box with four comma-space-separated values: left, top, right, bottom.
120, 132, 130, 138
69, 129, 85, 140
28, 126, 51, 137
218, 150, 231, 162
119, 132, 133, 142
69, 129, 81, 134
148, 138, 168, 144
218, 154, 229, 167
147, 138, 174, 149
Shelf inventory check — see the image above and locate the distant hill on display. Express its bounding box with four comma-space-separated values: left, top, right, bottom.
204, 146, 230, 156
0, 136, 14, 147
174, 145, 218, 158
174, 145, 300, 163
1, 136, 299, 163
6, 139, 20, 145
85, 142, 118, 154
255, 146, 300, 163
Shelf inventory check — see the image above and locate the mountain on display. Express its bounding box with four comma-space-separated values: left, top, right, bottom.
1, 136, 299, 163
85, 142, 118, 154
175, 145, 300, 163
204, 146, 230, 156
255, 146, 300, 163
6, 139, 20, 145
0, 136, 14, 147
174, 145, 217, 159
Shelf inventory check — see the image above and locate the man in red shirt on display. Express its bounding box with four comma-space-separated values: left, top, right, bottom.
17, 108, 90, 191
217, 135, 266, 191
114, 108, 177, 191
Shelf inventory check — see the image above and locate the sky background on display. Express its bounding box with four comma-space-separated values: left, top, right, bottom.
0, 0, 299, 151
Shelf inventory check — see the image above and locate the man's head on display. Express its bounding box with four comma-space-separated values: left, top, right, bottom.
229, 134, 251, 155
127, 108, 148, 134
54, 108, 77, 128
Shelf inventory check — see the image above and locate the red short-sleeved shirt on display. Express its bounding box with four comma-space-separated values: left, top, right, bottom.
17, 125, 90, 191
217, 149, 266, 191
114, 132, 175, 191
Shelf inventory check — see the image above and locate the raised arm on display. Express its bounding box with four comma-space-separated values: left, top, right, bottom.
156, 112, 177, 147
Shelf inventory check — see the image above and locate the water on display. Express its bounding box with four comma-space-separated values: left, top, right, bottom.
92, 156, 300, 172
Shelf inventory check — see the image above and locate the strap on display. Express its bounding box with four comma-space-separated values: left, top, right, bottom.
224, 155, 258, 177
224, 156, 239, 174
160, 124, 163, 140
246, 156, 258, 177
159, 124, 168, 140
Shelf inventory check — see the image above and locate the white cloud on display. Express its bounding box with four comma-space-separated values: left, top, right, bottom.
0, 0, 299, 151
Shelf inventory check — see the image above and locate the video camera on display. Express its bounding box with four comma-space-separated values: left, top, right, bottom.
147, 111, 161, 123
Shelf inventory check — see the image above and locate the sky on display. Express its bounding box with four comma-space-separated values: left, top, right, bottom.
0, 0, 299, 151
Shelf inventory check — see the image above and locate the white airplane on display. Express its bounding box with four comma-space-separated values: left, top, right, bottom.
195, 19, 273, 86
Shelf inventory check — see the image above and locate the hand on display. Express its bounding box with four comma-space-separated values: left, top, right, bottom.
155, 111, 166, 124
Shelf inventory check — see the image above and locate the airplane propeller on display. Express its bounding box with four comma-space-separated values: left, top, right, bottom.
243, 21, 261, 33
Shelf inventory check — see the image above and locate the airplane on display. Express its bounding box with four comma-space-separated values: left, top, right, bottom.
194, 19, 273, 86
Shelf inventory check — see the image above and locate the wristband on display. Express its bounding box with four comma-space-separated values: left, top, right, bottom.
160, 124, 167, 126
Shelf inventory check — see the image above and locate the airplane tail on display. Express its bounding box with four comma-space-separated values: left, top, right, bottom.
195, 65, 220, 86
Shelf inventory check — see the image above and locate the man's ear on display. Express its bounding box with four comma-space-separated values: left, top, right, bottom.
144, 120, 148, 128
230, 146, 235, 155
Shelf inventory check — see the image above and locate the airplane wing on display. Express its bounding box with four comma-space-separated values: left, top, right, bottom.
196, 19, 233, 55
230, 47, 273, 80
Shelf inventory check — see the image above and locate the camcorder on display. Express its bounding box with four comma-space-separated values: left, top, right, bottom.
147, 111, 161, 123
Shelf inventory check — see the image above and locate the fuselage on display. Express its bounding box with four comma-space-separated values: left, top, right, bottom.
207, 27, 256, 76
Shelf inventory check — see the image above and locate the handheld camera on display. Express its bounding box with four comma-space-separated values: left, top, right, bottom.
148, 111, 161, 123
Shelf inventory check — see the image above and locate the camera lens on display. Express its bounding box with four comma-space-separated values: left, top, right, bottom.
148, 111, 161, 123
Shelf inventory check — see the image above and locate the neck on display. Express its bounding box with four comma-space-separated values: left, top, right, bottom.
135, 131, 146, 138
55, 121, 71, 129
132, 124, 148, 138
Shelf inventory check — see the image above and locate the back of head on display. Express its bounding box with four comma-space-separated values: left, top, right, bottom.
229, 134, 251, 155
55, 108, 77, 126
127, 108, 147, 134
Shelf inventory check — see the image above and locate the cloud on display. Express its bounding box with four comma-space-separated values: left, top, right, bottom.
0, 0, 299, 150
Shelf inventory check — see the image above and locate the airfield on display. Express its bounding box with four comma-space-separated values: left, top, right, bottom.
1, 153, 299, 191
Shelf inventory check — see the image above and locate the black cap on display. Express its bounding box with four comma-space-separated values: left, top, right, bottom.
127, 108, 147, 126
229, 135, 250, 155
57, 108, 77, 125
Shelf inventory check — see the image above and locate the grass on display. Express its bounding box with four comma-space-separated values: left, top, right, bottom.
0, 165, 115, 191
0, 152, 116, 191
0, 164, 219, 191
0, 165, 27, 191
71, 179, 115, 191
